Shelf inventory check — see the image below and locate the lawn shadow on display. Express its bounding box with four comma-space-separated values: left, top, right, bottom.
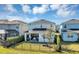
62, 47, 79, 53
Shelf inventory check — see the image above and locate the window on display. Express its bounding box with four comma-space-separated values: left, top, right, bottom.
16, 26, 19, 29
68, 34, 73, 37
64, 24, 67, 28
40, 24, 42, 28
29, 24, 31, 25
62, 30, 67, 32
50, 24, 52, 27
68, 32, 73, 38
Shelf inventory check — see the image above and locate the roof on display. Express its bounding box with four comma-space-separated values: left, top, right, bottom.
0, 19, 27, 24
61, 19, 79, 24
29, 19, 56, 25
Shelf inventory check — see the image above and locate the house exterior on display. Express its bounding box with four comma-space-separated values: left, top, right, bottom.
0, 20, 28, 37
24, 19, 56, 43
60, 19, 79, 41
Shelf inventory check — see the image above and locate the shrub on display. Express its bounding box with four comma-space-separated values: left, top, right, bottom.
7, 35, 24, 45
56, 35, 62, 52
54, 35, 57, 44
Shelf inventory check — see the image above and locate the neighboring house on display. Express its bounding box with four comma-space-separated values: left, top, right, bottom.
24, 19, 56, 42
0, 20, 27, 37
60, 19, 79, 41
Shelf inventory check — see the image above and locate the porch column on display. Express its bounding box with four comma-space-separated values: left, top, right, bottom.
39, 33, 43, 42
24, 33, 27, 41
29, 34, 31, 41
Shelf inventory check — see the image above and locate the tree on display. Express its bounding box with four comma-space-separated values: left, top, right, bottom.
43, 27, 55, 47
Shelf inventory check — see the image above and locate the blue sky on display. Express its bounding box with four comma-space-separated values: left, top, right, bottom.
0, 4, 79, 24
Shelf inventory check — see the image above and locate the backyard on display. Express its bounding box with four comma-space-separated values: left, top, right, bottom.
0, 42, 79, 54
0, 32, 79, 54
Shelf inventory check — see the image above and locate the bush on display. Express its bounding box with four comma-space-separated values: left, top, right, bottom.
54, 35, 57, 44
7, 35, 24, 45
54, 35, 62, 44
56, 35, 62, 52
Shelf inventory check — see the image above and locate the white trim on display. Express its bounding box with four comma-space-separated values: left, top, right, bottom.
24, 33, 27, 41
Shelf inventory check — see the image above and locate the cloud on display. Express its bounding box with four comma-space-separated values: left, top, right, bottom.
21, 4, 31, 13
50, 4, 77, 17
6, 16, 24, 21
33, 4, 49, 14
56, 9, 71, 17
5, 4, 17, 12
50, 4, 61, 10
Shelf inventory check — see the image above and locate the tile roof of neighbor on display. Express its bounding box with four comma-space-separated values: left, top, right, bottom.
0, 19, 27, 24
29, 19, 56, 24
61, 19, 79, 24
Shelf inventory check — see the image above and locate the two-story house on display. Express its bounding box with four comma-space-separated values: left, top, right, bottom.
60, 19, 79, 42
24, 19, 56, 42
0, 20, 28, 37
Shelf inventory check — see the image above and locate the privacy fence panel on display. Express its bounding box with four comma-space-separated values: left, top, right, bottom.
14, 35, 57, 53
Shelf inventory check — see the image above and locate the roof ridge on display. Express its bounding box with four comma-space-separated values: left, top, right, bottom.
61, 19, 79, 24
29, 19, 55, 24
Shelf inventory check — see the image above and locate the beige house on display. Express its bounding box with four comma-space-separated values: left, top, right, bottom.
0, 20, 28, 37
24, 19, 56, 42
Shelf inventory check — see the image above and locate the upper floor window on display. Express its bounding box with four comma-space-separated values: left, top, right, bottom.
29, 24, 31, 25
40, 24, 42, 28
64, 24, 67, 28
50, 24, 52, 27
16, 26, 19, 29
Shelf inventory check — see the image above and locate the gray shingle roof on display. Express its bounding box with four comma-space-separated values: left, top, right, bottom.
61, 19, 79, 24
0, 20, 27, 24
29, 19, 56, 25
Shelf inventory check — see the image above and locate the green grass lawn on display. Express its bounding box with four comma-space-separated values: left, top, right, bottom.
0, 42, 79, 54
62, 42, 79, 52
0, 46, 44, 54
0, 42, 57, 54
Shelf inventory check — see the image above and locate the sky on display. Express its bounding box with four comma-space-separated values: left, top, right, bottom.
0, 4, 79, 24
